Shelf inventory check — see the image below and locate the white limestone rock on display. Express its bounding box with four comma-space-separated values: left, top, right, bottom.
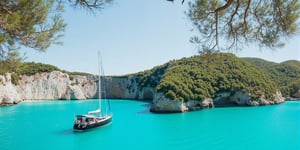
0, 73, 22, 105
150, 93, 188, 113
186, 98, 214, 111
273, 91, 285, 104
62, 85, 86, 100
19, 71, 70, 100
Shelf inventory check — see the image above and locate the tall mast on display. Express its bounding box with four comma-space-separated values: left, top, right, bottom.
98, 51, 102, 116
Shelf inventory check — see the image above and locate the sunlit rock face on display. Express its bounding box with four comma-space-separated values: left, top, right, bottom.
0, 71, 96, 105
0, 73, 22, 105
19, 71, 70, 100
0, 71, 286, 112
150, 94, 188, 113
0, 71, 158, 105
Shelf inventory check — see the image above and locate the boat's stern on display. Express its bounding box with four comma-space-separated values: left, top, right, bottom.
73, 115, 88, 130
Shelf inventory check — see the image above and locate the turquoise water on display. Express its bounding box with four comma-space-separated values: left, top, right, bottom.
0, 100, 299, 150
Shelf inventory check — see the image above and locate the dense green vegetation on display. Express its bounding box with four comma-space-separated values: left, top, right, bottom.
17, 62, 60, 76
0, 61, 61, 85
137, 53, 278, 102
135, 63, 169, 88
0, 61, 91, 85
0, 61, 60, 75
245, 58, 300, 97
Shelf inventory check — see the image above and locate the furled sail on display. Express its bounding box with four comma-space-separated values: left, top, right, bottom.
88, 109, 101, 115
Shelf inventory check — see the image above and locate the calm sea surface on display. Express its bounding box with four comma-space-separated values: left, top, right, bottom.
0, 99, 299, 150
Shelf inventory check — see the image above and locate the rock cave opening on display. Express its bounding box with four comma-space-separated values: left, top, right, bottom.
143, 90, 154, 100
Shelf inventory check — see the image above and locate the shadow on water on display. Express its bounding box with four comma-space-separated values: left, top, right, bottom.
57, 126, 111, 135
137, 103, 152, 114
56, 121, 114, 135
56, 129, 76, 135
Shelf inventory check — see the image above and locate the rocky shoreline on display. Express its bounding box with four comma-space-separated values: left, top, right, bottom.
0, 71, 297, 112
149, 91, 285, 113
285, 98, 300, 101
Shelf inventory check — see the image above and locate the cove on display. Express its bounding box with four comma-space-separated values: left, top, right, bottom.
0, 100, 299, 150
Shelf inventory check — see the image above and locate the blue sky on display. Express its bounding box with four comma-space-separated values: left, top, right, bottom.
22, 0, 300, 75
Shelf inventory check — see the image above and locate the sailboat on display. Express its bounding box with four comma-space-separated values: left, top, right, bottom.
73, 52, 112, 131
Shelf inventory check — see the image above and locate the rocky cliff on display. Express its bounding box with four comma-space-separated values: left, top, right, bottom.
0, 71, 158, 105
0, 71, 95, 105
0, 70, 286, 113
